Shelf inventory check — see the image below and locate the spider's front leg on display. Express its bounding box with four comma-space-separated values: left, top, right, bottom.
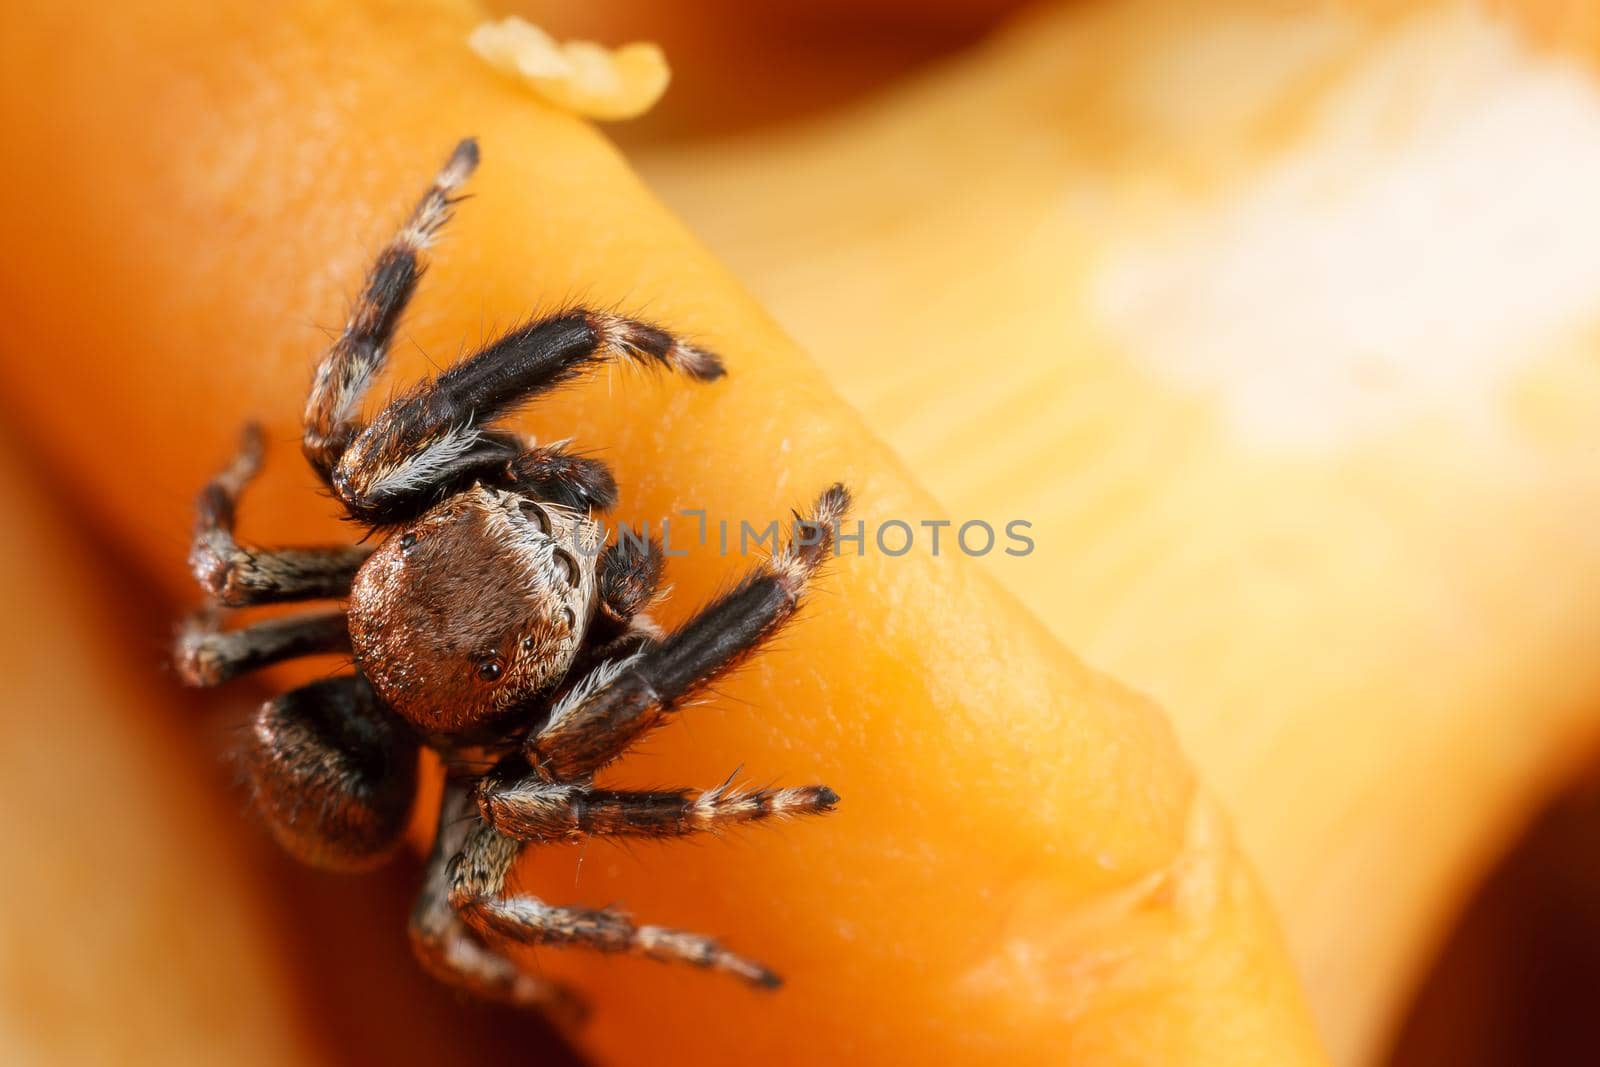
527, 484, 852, 780
302, 137, 479, 481
330, 309, 723, 525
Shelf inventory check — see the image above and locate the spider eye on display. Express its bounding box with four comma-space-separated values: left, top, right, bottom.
519, 500, 550, 535
398, 531, 418, 552
476, 659, 503, 682
552, 549, 578, 586
562, 607, 577, 631
521, 635, 536, 652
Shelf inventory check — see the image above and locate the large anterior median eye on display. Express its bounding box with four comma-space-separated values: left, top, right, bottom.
552, 548, 577, 585
476, 658, 503, 682
519, 499, 550, 534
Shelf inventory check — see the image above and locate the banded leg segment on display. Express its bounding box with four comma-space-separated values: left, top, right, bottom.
527, 484, 851, 780
303, 138, 480, 480
331, 310, 724, 524
410, 779, 585, 1023
476, 767, 836, 843
190, 424, 371, 606
176, 607, 349, 687
447, 817, 781, 988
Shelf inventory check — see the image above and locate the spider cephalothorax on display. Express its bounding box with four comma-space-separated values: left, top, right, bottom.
175, 138, 849, 1014
349, 485, 602, 735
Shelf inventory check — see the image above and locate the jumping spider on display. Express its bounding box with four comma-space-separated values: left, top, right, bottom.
175, 138, 849, 1015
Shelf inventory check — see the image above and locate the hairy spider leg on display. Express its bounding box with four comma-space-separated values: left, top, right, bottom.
330, 309, 724, 525
189, 423, 373, 606
410, 778, 587, 1024
525, 484, 851, 781
447, 813, 783, 989
176, 605, 349, 687
476, 772, 837, 845
303, 137, 480, 481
